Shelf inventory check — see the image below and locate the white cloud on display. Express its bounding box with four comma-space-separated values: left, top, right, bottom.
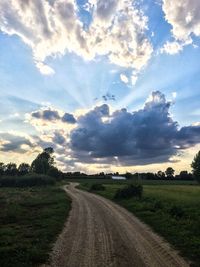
0, 0, 153, 74
160, 41, 183, 55
131, 73, 138, 85
162, 0, 200, 51
35, 62, 55, 75
172, 91, 177, 99
192, 122, 200, 126
120, 74, 129, 84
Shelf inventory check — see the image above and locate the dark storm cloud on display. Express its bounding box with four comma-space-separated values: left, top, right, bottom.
62, 113, 76, 124
0, 133, 34, 153
53, 131, 66, 145
69, 91, 200, 165
31, 109, 76, 124
176, 126, 200, 148
32, 109, 60, 121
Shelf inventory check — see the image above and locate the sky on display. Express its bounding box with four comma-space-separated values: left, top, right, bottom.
0, 0, 200, 174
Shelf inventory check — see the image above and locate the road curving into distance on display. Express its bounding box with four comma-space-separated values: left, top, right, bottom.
44, 183, 189, 267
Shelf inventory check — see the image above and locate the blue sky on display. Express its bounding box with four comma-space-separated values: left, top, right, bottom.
0, 0, 200, 173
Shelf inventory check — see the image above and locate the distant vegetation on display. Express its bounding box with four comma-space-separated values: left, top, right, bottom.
90, 183, 105, 191
1, 148, 200, 187
0, 147, 65, 187
114, 184, 143, 199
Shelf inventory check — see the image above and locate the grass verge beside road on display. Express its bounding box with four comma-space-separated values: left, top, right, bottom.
80, 182, 200, 267
0, 185, 71, 267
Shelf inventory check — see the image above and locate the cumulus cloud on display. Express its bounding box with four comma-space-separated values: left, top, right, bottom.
32, 109, 60, 121
0, 0, 152, 74
163, 0, 200, 41
160, 41, 184, 55
62, 112, 77, 124
162, 0, 200, 53
91, 0, 153, 70
31, 108, 76, 123
27, 108, 77, 139
176, 126, 200, 149
26, 108, 76, 159
2, 91, 200, 169
94, 0, 119, 22
53, 131, 66, 145
0, 132, 35, 153
69, 91, 200, 165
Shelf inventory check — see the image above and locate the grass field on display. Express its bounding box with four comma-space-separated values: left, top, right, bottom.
1, 178, 199, 266
80, 181, 200, 266
67, 178, 197, 185
0, 185, 71, 267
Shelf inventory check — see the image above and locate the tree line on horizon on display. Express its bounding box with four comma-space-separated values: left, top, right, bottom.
0, 148, 200, 183
0, 147, 63, 179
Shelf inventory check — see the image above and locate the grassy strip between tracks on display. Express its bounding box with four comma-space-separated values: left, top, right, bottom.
79, 181, 200, 267
0, 185, 71, 267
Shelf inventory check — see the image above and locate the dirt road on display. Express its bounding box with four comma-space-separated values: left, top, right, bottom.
45, 183, 189, 267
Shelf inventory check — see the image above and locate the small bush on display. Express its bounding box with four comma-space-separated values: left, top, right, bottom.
90, 183, 105, 191
154, 201, 163, 210
114, 184, 143, 199
169, 205, 185, 219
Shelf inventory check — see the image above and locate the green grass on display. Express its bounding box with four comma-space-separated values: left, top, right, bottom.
70, 178, 197, 186
80, 182, 200, 266
0, 185, 71, 267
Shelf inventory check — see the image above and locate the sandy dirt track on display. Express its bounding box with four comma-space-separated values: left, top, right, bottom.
44, 183, 189, 267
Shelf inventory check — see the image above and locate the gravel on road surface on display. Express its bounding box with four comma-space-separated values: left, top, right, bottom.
44, 183, 189, 267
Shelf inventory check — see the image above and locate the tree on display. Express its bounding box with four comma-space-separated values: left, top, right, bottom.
165, 167, 175, 178
44, 147, 54, 156
47, 166, 61, 179
31, 147, 55, 174
145, 172, 155, 180
5, 163, 18, 176
0, 162, 5, 176
157, 170, 165, 179
178, 171, 193, 181
18, 163, 30, 175
125, 172, 133, 179
191, 151, 200, 183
